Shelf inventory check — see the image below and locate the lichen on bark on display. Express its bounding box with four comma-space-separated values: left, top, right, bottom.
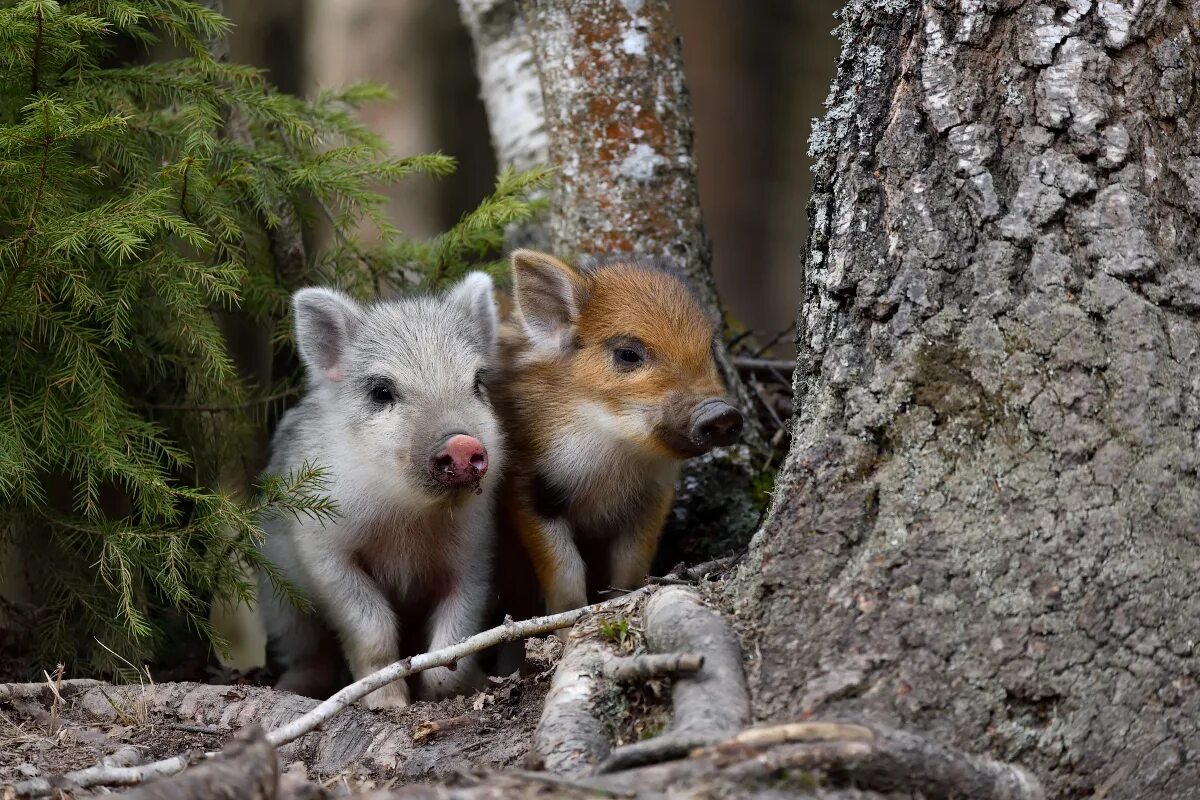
736, 1, 1200, 797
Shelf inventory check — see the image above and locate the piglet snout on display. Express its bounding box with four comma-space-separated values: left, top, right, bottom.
429, 434, 488, 486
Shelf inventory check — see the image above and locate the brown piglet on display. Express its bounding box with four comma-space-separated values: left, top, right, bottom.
491, 249, 742, 629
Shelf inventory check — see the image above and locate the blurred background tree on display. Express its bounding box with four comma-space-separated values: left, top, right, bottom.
224, 0, 840, 339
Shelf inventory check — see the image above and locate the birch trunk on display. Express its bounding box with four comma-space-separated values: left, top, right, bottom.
734, 2, 1200, 797
458, 0, 551, 250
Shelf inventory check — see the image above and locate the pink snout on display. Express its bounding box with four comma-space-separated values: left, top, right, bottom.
429, 434, 488, 486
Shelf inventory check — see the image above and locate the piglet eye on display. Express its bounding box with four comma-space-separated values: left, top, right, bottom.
369, 385, 394, 404
612, 347, 647, 373
473, 370, 488, 400
615, 348, 642, 364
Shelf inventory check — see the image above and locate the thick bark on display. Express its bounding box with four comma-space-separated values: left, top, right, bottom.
519, 0, 763, 449
734, 2, 1200, 798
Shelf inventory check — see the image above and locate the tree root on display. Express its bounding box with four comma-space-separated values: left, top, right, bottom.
529, 615, 617, 775
0, 678, 104, 703
706, 722, 1045, 799
530, 586, 749, 776
598, 586, 750, 773
53, 717, 1042, 799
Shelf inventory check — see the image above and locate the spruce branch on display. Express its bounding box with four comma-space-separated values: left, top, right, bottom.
30, 3, 43, 95
0, 101, 52, 314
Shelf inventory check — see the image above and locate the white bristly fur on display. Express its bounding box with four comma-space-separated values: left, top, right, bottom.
257, 273, 503, 710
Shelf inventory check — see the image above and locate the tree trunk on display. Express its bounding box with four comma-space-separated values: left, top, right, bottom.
734, 2, 1200, 798
457, 0, 552, 250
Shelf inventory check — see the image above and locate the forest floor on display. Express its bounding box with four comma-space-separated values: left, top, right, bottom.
0, 637, 567, 795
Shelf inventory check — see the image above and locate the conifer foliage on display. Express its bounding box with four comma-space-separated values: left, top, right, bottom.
0, 0, 548, 674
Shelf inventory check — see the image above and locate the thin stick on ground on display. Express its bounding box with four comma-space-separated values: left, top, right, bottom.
605, 653, 704, 682
9, 587, 654, 798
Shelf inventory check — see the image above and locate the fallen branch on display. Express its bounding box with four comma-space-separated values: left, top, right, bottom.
9, 587, 653, 797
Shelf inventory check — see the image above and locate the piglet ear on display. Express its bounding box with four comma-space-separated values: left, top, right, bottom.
448, 271, 499, 354
292, 287, 363, 383
511, 249, 581, 351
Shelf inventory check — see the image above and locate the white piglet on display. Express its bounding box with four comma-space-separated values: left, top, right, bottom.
257, 273, 502, 710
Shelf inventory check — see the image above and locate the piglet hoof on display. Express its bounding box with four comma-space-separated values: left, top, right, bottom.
361, 681, 410, 711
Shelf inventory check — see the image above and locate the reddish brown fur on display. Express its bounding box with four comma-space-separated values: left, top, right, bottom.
491, 251, 733, 624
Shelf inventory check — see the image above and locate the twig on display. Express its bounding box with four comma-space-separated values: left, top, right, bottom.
722, 721, 874, 750
161, 723, 224, 736
30, 6, 43, 95
726, 329, 755, 351
10, 587, 655, 797
412, 714, 478, 744
605, 653, 704, 682
597, 735, 706, 773
748, 374, 786, 432
43, 666, 63, 737
507, 769, 635, 798
657, 553, 741, 584
732, 356, 795, 373
749, 321, 795, 358
0, 121, 52, 315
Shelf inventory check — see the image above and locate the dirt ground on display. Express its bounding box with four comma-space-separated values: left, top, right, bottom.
0, 638, 565, 795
